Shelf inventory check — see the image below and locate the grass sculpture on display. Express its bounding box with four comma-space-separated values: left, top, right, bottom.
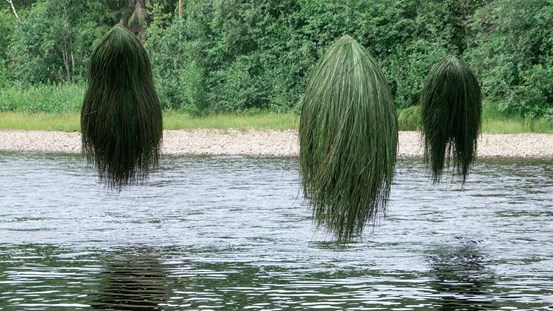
81, 24, 162, 189
420, 56, 482, 183
299, 35, 398, 243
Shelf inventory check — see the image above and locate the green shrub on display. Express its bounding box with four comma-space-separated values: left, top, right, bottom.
466, 0, 553, 119
8, 1, 113, 84
398, 105, 422, 131
384, 39, 448, 109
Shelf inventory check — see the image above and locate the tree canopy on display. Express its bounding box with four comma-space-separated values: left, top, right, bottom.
0, 0, 551, 118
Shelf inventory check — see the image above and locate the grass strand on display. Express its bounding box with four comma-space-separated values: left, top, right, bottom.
420, 56, 482, 183
299, 35, 398, 243
81, 25, 163, 189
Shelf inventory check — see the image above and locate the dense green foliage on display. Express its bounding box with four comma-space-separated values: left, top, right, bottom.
81, 25, 162, 189
6, 1, 113, 84
465, 0, 553, 119
421, 56, 482, 183
398, 105, 422, 131
300, 36, 397, 243
0, 84, 84, 112
0, 0, 551, 119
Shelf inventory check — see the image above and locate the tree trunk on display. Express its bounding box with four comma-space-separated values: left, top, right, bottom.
127, 0, 147, 43
60, 6, 74, 82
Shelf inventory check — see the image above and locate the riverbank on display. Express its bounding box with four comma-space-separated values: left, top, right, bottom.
1, 130, 553, 158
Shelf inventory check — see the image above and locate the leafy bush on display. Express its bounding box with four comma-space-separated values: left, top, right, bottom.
0, 9, 15, 87
466, 0, 553, 119
145, 2, 210, 114
1, 0, 552, 117
7, 1, 114, 84
383, 39, 448, 109
512, 64, 553, 118
398, 105, 421, 131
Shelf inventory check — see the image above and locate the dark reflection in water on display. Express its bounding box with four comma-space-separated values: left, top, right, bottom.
92, 249, 180, 310
427, 243, 496, 310
1, 153, 553, 310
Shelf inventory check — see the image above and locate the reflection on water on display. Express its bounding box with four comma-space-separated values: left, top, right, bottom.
427, 243, 495, 310
92, 249, 177, 310
1, 153, 553, 310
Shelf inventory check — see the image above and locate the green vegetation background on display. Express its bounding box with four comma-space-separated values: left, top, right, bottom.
0, 0, 552, 128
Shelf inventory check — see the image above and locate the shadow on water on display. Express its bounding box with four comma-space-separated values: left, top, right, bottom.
426, 242, 496, 310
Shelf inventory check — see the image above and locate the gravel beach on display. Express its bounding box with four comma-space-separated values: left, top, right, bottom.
1, 129, 552, 158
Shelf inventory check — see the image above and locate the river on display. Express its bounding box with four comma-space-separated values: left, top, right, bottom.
1, 153, 552, 310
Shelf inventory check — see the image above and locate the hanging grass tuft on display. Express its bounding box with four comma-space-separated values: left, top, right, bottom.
420, 56, 482, 183
81, 24, 163, 189
299, 35, 398, 243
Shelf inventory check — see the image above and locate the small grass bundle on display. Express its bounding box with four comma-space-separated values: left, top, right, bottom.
398, 105, 422, 131
299, 35, 398, 243
81, 24, 162, 189
420, 56, 482, 183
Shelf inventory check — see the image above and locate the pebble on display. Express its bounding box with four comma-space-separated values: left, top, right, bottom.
0, 130, 552, 158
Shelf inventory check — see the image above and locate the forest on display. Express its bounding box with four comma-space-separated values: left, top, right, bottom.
0, 0, 552, 119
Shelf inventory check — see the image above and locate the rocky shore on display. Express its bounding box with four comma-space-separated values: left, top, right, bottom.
1, 129, 552, 158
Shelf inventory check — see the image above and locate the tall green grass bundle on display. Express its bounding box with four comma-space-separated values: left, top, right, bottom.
81, 25, 162, 189
299, 35, 398, 243
421, 56, 482, 183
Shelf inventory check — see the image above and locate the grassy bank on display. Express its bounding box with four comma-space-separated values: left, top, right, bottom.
0, 84, 300, 131
1, 110, 552, 133
0, 111, 299, 132
397, 105, 553, 133
0, 84, 84, 113
1, 84, 552, 133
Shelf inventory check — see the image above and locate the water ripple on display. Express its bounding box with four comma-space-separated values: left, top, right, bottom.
1, 153, 552, 310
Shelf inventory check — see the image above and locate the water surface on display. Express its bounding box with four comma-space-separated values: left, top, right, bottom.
1, 153, 552, 310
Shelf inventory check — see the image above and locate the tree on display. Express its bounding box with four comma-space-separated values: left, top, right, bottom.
7, 0, 122, 84
466, 0, 553, 118
5, 0, 19, 19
